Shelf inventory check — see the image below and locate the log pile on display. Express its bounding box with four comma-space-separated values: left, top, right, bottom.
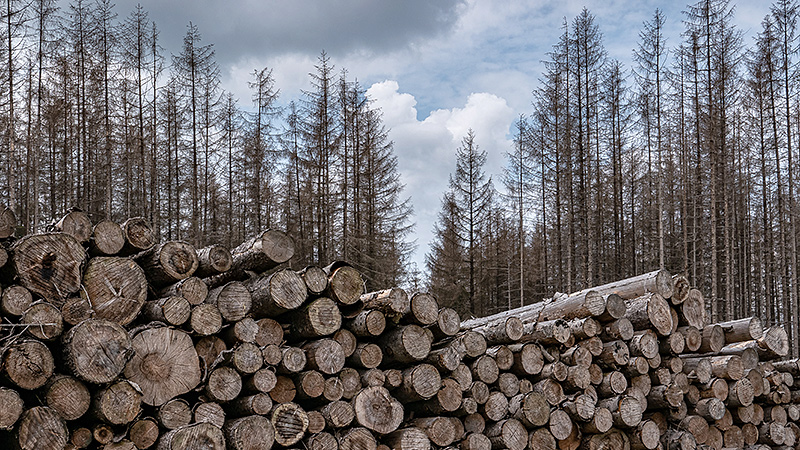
0, 207, 798, 450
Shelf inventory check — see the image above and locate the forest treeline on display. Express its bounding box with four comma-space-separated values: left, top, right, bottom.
0, 1, 414, 291
4, 0, 800, 356
426, 0, 800, 357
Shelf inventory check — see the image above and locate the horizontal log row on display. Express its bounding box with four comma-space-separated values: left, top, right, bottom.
0, 209, 798, 450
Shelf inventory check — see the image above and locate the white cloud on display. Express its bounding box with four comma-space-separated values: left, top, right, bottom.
367, 81, 515, 269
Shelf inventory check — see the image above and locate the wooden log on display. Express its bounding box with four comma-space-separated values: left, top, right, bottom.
679, 288, 705, 329
319, 400, 354, 429
119, 217, 156, 255
135, 240, 198, 287
243, 368, 277, 394
598, 370, 628, 397
89, 220, 125, 256
520, 318, 572, 345
55, 210, 92, 243
718, 317, 763, 343
278, 346, 307, 374
344, 308, 385, 338
16, 406, 69, 450
156, 422, 225, 450
244, 269, 307, 317
44, 375, 90, 421
225, 342, 263, 375
583, 407, 613, 434
12, 232, 87, 305
482, 391, 509, 422
21, 300, 63, 341
224, 415, 274, 450
629, 329, 659, 358
223, 317, 260, 344
93, 423, 114, 445
693, 397, 726, 421
384, 427, 430, 450
0, 205, 16, 238
352, 386, 403, 434
194, 244, 233, 278
380, 324, 433, 364
156, 276, 208, 306
486, 418, 527, 450
563, 393, 596, 422
597, 293, 627, 321
758, 326, 790, 358
303, 338, 346, 375
1, 284, 32, 316
269, 376, 296, 403
598, 340, 630, 367
142, 296, 191, 326
129, 417, 160, 450
497, 372, 520, 397
194, 402, 225, 428
580, 269, 674, 299
549, 408, 574, 441
630, 419, 661, 450
206, 366, 242, 403
528, 428, 556, 450
682, 354, 743, 380
255, 317, 284, 347
334, 328, 358, 358
204, 229, 294, 287
124, 327, 202, 406
82, 256, 149, 325
195, 336, 226, 373
671, 274, 691, 304
359, 287, 409, 321
158, 399, 192, 429
602, 317, 634, 341
93, 379, 142, 425
426, 346, 461, 372
349, 342, 383, 369
63, 318, 132, 384
339, 427, 377, 450
403, 292, 439, 326
433, 307, 461, 339
699, 324, 725, 353
625, 293, 673, 336
289, 296, 342, 339
298, 266, 328, 295
0, 387, 23, 430
598, 395, 643, 428
304, 432, 337, 450
395, 364, 442, 402
414, 417, 459, 447
205, 281, 252, 322
508, 342, 544, 376
471, 354, 499, 384
487, 345, 514, 370
728, 378, 755, 407
464, 316, 524, 345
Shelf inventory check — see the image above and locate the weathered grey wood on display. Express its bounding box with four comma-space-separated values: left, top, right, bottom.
204, 229, 294, 287
352, 386, 403, 434
12, 232, 87, 305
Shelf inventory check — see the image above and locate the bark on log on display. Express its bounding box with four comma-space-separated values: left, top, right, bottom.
339, 427, 377, 450
344, 308, 384, 338
244, 269, 307, 317
136, 241, 198, 287
625, 293, 673, 336
194, 244, 233, 278
205, 229, 294, 287
718, 317, 763, 343
156, 277, 208, 306
12, 232, 87, 305
360, 287, 410, 322
119, 217, 156, 255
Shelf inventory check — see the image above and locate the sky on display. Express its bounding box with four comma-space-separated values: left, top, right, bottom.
112, 0, 771, 272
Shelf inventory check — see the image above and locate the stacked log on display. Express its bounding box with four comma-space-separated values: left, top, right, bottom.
1, 208, 799, 450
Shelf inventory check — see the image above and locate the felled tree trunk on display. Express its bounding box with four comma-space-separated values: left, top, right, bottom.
12, 232, 87, 305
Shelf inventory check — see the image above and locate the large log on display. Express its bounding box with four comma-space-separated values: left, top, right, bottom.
12, 232, 87, 305
63, 319, 132, 384
119, 217, 156, 255
124, 327, 202, 406
16, 406, 69, 450
352, 386, 403, 434
580, 269, 674, 300
244, 269, 307, 317
89, 220, 125, 256
718, 317, 763, 343
55, 210, 92, 244
194, 244, 233, 278
82, 257, 148, 325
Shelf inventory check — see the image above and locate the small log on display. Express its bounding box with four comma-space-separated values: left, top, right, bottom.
353, 386, 404, 434
334, 328, 358, 358
380, 324, 433, 364
206, 366, 242, 403
598, 370, 628, 397
224, 415, 274, 450
625, 293, 673, 336
1, 284, 32, 316
630, 420, 661, 450
349, 342, 383, 369
244, 367, 278, 394
21, 301, 63, 341
597, 293, 627, 321
194, 244, 233, 278
224, 318, 261, 345
679, 289, 705, 329
63, 319, 132, 384
119, 217, 156, 255
404, 292, 440, 326
135, 240, 198, 287
244, 269, 307, 317
728, 378, 755, 407
55, 210, 92, 243
629, 329, 659, 358
344, 308, 384, 337
598, 340, 630, 367
204, 229, 294, 287
61, 295, 92, 325
414, 417, 459, 447
12, 232, 87, 305
255, 317, 284, 347
194, 402, 226, 428
672, 274, 691, 304
718, 317, 763, 343
602, 318, 634, 341
205, 281, 252, 322
279, 346, 307, 374
519, 318, 572, 345
563, 393, 596, 422
89, 220, 125, 256
129, 417, 160, 449
497, 372, 520, 397
82, 256, 148, 325
426, 346, 461, 372
190, 303, 223, 336
93, 379, 142, 425
463, 316, 524, 345
482, 391, 509, 421
303, 338, 345, 375
124, 327, 202, 406
156, 276, 208, 306
548, 408, 574, 441
420, 377, 462, 414
158, 399, 192, 429
471, 355, 499, 384
583, 407, 613, 434
142, 296, 191, 326
195, 336, 226, 373
693, 397, 726, 421
758, 326, 790, 358
486, 418, 527, 450
339, 427, 377, 450
598, 395, 643, 428
299, 266, 329, 295
395, 364, 442, 402
0, 387, 23, 430
16, 406, 69, 450
319, 400, 354, 429
225, 342, 263, 375
433, 307, 461, 339
156, 422, 225, 450
325, 263, 365, 305
305, 432, 337, 450
45, 375, 90, 421
699, 324, 725, 353
269, 376, 296, 403
384, 427, 430, 450
293, 370, 325, 400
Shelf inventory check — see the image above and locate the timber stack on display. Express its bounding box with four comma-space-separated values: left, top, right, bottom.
0, 205, 797, 450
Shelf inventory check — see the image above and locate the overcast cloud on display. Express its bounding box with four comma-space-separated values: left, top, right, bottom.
107, 0, 771, 271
